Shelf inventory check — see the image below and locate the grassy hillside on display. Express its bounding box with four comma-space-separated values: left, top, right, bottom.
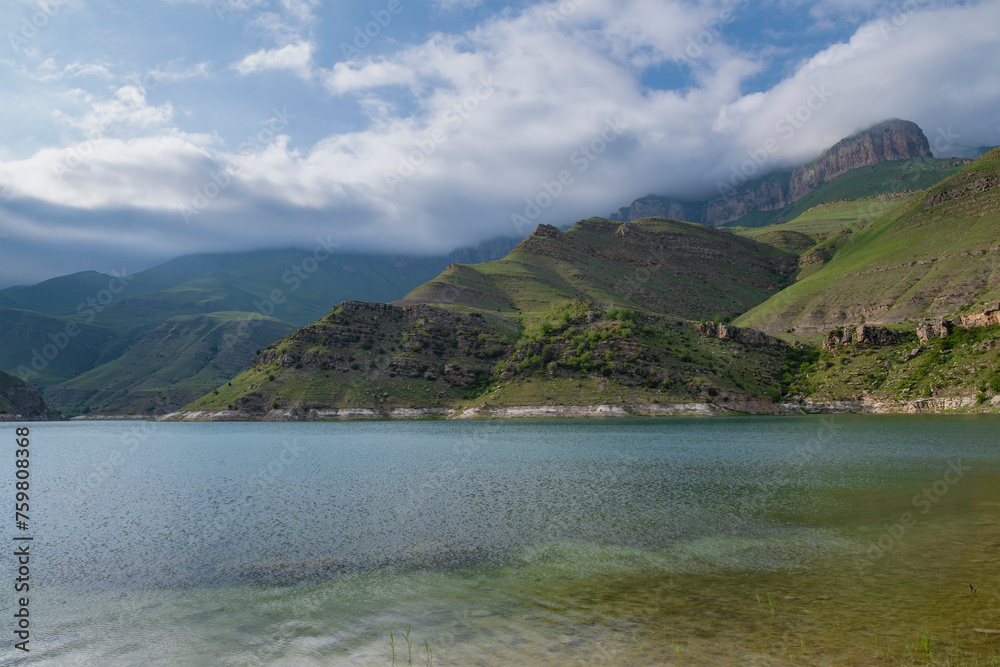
736, 147, 1000, 335
0, 307, 117, 387
1, 243, 518, 414
182, 154, 1000, 419
732, 194, 917, 282
723, 157, 969, 229
399, 218, 796, 321
181, 220, 814, 417
183, 301, 804, 416
43, 313, 295, 416
794, 324, 1000, 409
736, 194, 911, 242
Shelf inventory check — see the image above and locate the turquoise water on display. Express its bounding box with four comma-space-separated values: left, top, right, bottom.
3, 416, 1000, 665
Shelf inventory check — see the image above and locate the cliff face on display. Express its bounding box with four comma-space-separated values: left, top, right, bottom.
788, 119, 930, 200
611, 119, 931, 226
0, 370, 62, 421
705, 176, 792, 224
619, 197, 707, 224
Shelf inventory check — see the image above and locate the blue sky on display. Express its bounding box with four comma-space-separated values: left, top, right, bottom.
1, 0, 999, 285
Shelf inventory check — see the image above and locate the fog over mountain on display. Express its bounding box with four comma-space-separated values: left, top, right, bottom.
1, 0, 999, 286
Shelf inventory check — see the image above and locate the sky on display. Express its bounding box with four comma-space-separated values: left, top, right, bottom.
1, 0, 999, 286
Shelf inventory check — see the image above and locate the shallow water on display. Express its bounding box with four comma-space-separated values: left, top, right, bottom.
3, 416, 999, 665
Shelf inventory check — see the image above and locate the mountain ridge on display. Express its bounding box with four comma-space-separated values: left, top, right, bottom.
610, 119, 942, 227
736, 146, 1000, 333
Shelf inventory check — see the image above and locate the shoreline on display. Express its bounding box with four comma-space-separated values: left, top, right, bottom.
143, 393, 1000, 421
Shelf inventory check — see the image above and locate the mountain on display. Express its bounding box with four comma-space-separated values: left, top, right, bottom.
735, 147, 1000, 334
0, 238, 520, 415
42, 313, 294, 416
397, 218, 796, 320
609, 120, 965, 227
174, 145, 1000, 419
175, 219, 810, 419
0, 370, 62, 421
788, 118, 931, 199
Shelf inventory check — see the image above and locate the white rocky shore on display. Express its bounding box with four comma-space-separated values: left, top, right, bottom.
152, 393, 999, 421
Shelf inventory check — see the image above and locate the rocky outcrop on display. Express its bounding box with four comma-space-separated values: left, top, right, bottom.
705, 177, 792, 224
800, 394, 987, 414
824, 304, 998, 348
788, 119, 930, 200
0, 370, 63, 421
957, 303, 1000, 328
913, 304, 1000, 342
697, 322, 784, 348
610, 119, 931, 226
916, 319, 954, 343
922, 176, 1000, 209
822, 324, 906, 350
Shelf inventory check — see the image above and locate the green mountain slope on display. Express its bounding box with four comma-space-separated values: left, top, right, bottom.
723, 156, 970, 229
44, 313, 294, 416
0, 307, 116, 387
737, 193, 912, 243
736, 147, 1000, 334
182, 301, 805, 418
794, 324, 1000, 405
0, 241, 518, 414
179, 220, 811, 418
399, 218, 796, 320
0, 271, 128, 316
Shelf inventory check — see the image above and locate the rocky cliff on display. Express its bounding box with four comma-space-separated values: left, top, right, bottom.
696, 321, 786, 348
611, 119, 931, 226
788, 119, 930, 200
0, 370, 62, 421
821, 324, 907, 351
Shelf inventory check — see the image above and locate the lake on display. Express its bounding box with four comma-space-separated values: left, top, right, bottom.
3, 416, 999, 665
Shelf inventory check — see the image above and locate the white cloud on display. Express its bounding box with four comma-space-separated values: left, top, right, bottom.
2, 0, 1000, 277
233, 40, 314, 79
0, 133, 216, 210
53, 85, 175, 137
435, 0, 482, 9
7, 57, 114, 82
143, 61, 210, 83
278, 0, 319, 23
